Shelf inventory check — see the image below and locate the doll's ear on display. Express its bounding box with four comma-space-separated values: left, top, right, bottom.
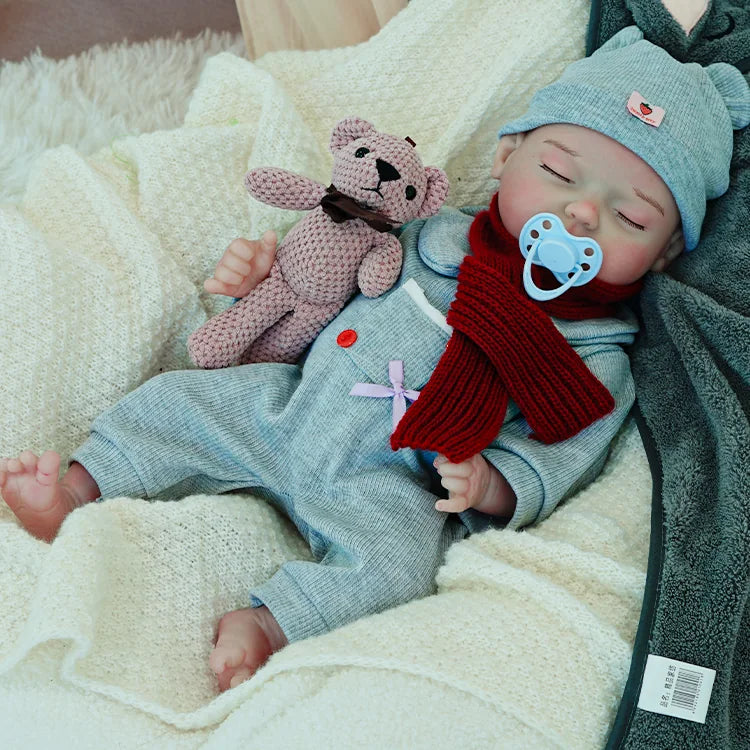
491, 133, 525, 179
330, 117, 378, 151
651, 227, 685, 272
416, 167, 450, 219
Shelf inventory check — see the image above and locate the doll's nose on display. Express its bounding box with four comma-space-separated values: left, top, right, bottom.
376, 159, 401, 182
564, 200, 598, 233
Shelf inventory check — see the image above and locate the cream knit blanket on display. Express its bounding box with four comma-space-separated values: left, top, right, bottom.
0, 0, 652, 746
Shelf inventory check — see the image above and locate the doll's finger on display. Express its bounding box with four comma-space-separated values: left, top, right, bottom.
226, 238, 256, 261
439, 476, 468, 495
435, 496, 470, 513
221, 250, 253, 276
18, 451, 38, 470
213, 265, 244, 286
229, 667, 253, 689
204, 278, 234, 296
250, 234, 277, 276
434, 454, 474, 476
36, 451, 59, 485
259, 230, 277, 250
209, 644, 245, 674
435, 460, 473, 479
434, 454, 458, 474
208, 649, 228, 674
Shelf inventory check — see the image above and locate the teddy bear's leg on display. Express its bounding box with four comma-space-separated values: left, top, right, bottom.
239, 299, 344, 365
188, 268, 297, 369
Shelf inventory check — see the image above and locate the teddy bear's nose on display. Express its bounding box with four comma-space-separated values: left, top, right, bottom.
376, 159, 401, 182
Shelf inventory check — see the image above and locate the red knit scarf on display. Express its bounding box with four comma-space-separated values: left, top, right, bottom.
390, 193, 642, 463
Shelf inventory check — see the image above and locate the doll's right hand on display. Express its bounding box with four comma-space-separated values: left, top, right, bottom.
203, 231, 277, 298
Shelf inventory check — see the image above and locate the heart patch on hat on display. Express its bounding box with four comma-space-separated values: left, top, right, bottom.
627, 91, 665, 127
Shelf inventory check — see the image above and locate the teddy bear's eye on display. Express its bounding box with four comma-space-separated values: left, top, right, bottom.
405, 185, 417, 200
355, 147, 370, 158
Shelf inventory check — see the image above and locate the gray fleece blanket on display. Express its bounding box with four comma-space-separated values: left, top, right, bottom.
587, 2, 750, 748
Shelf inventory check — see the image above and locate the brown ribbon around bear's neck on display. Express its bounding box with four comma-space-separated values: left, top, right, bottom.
319, 185, 395, 233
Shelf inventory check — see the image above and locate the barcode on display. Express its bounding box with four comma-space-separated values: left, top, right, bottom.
639, 655, 715, 723
670, 667, 703, 712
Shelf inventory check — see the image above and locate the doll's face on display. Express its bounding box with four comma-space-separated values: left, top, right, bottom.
492, 123, 683, 285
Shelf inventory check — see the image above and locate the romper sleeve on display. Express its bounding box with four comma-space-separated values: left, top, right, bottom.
460, 342, 635, 532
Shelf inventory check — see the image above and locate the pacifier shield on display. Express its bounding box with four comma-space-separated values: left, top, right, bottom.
519, 213, 602, 301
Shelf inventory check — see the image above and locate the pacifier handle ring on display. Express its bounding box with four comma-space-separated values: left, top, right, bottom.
523, 241, 583, 301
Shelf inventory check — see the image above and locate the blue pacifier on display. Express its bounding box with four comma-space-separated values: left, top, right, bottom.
518, 213, 602, 301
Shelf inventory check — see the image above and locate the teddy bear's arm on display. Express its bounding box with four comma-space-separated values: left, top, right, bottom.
244, 167, 327, 210
358, 233, 403, 298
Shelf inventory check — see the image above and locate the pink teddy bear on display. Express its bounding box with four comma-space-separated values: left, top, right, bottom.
188, 117, 450, 367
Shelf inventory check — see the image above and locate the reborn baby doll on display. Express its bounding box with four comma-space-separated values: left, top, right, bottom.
2, 27, 749, 693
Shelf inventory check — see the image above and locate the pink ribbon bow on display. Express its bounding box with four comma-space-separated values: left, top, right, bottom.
349, 360, 420, 433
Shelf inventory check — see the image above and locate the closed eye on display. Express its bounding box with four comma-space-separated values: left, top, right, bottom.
539, 163, 572, 183
617, 212, 645, 231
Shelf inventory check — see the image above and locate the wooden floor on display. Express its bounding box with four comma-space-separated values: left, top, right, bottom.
0, 0, 242, 62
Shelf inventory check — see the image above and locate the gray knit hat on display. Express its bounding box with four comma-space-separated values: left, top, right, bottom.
498, 26, 750, 250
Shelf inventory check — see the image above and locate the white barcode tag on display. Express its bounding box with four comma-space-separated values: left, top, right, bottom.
637, 654, 716, 724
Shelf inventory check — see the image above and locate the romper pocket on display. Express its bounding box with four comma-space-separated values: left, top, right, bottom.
338, 281, 451, 390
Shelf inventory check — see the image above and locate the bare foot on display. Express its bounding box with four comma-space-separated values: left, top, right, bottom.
0, 451, 97, 542
210, 606, 288, 691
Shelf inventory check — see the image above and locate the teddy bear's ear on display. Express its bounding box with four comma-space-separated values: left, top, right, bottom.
415, 167, 450, 219
330, 117, 378, 151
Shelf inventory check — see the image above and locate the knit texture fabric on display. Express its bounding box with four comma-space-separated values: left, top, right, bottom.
391, 194, 640, 461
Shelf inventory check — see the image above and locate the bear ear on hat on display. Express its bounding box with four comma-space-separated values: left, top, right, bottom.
705, 62, 750, 129
598, 25, 644, 53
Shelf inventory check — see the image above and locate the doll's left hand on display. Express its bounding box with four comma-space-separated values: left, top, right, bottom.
433, 453, 491, 513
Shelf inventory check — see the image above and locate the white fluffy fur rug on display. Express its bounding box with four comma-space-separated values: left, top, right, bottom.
0, 30, 245, 204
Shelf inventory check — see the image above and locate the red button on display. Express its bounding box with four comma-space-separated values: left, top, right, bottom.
337, 329, 358, 347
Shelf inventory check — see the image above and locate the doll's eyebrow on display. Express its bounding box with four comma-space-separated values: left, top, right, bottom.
543, 139, 581, 157
633, 186, 665, 216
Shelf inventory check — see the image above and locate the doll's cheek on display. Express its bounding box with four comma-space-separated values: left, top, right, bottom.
495, 169, 549, 238
496, 186, 531, 237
